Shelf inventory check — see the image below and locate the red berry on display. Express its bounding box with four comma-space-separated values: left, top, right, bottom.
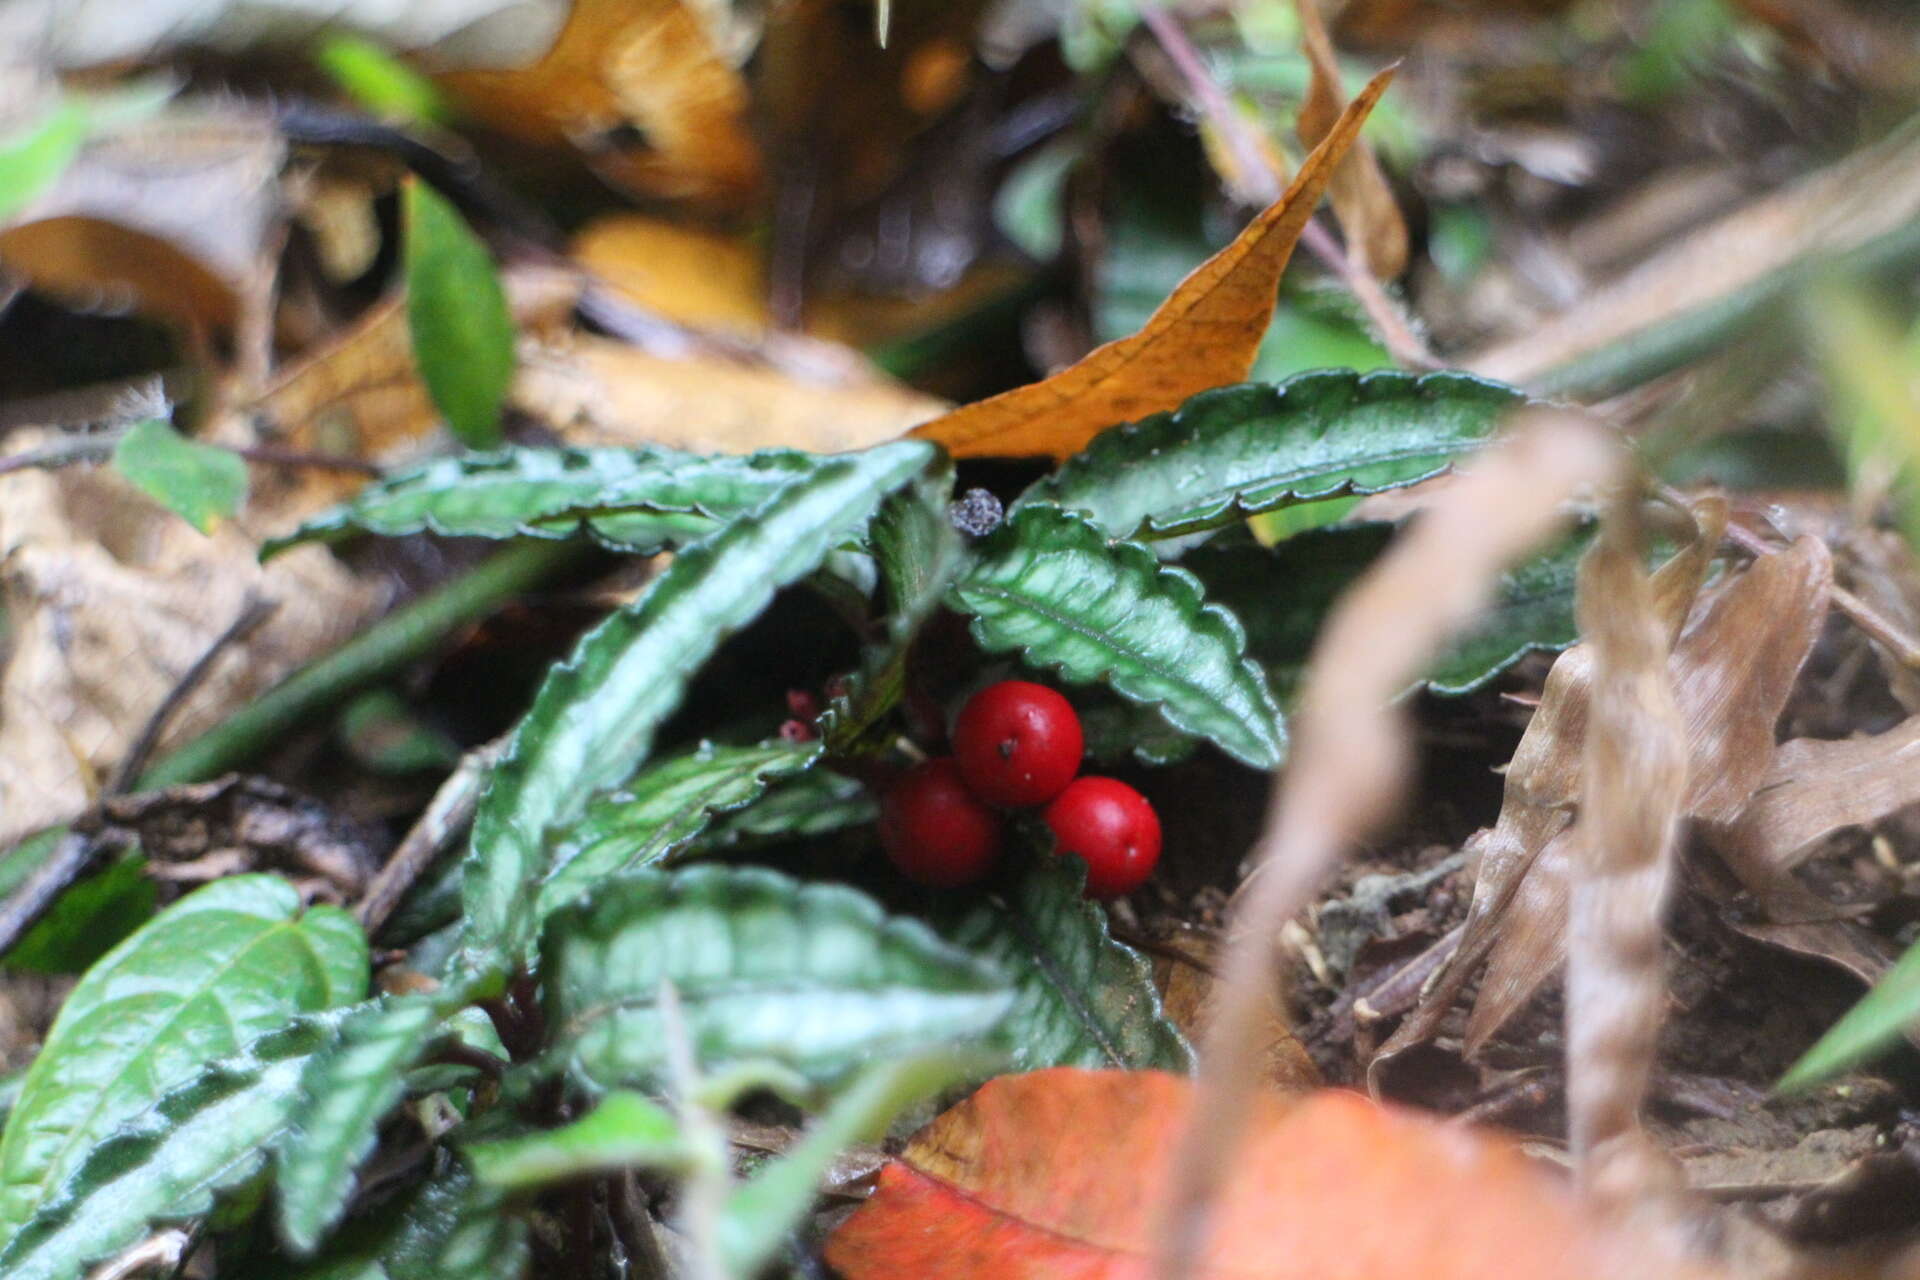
1042, 777, 1161, 899
880, 758, 1002, 888
952, 681, 1084, 808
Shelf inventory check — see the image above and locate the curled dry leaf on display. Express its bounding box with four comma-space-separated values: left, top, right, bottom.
1159, 413, 1616, 1278
825, 1069, 1713, 1280
436, 0, 763, 205
1720, 717, 1920, 875
0, 452, 378, 848
1291, 0, 1407, 280
910, 69, 1394, 461
0, 104, 284, 330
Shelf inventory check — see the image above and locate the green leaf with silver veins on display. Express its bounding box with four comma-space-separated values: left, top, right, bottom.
541, 866, 1012, 1092
951, 505, 1283, 769
1018, 370, 1525, 541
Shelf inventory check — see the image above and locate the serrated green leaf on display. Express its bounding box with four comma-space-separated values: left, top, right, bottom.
543, 866, 1012, 1092
262, 446, 821, 560
939, 857, 1191, 1073
1074, 694, 1199, 768
0, 876, 366, 1240
538, 739, 822, 919
403, 178, 513, 448
0, 1008, 356, 1280
466, 1092, 693, 1190
718, 1049, 987, 1277
275, 996, 451, 1253
700, 767, 876, 848
950, 505, 1283, 768
1780, 938, 1920, 1092
110, 418, 247, 534
1187, 521, 1589, 701
458, 440, 937, 973
1018, 371, 1524, 541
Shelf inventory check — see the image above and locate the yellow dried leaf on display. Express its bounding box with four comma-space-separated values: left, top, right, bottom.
1293, 0, 1408, 279
911, 68, 1395, 461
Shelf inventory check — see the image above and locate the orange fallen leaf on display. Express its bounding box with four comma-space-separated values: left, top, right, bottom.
826, 1068, 1711, 1280
1293, 0, 1408, 279
911, 68, 1393, 460
437, 0, 761, 206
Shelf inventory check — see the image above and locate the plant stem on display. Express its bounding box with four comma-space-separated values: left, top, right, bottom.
137, 539, 581, 790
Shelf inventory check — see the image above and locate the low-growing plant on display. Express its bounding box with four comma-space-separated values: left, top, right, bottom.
0, 367, 1595, 1279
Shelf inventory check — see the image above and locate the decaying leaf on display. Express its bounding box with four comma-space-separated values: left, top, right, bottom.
1292, 0, 1408, 280
910, 69, 1394, 460
516, 331, 946, 455
573, 215, 769, 337
1152, 935, 1320, 1093
0, 452, 378, 849
437, 0, 763, 205
826, 1069, 1709, 1280
1720, 717, 1920, 875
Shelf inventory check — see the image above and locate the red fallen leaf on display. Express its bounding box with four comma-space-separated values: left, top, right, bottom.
825, 1069, 1712, 1280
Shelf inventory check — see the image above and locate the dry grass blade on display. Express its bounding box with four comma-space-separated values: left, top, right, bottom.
1153, 412, 1617, 1280
911, 69, 1394, 461
1564, 495, 1687, 1194
1291, 0, 1407, 280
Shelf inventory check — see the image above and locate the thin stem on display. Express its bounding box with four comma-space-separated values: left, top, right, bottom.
356, 737, 504, 935
138, 539, 583, 790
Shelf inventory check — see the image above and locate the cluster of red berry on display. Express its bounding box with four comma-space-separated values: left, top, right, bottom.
879, 681, 1162, 899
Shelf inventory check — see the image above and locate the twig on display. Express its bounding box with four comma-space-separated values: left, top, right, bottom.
230, 445, 384, 476
609, 1172, 672, 1280
1136, 3, 1438, 370
356, 737, 505, 934
137, 539, 583, 791
425, 1036, 509, 1081
0, 431, 120, 476
107, 595, 280, 796
1153, 415, 1615, 1279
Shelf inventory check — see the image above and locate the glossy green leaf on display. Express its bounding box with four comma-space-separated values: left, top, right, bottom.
403, 178, 513, 448
539, 739, 823, 919
1780, 938, 1920, 1091
939, 857, 1191, 1073
950, 505, 1283, 768
0, 1009, 356, 1280
1427, 528, 1589, 694
542, 866, 1012, 1091
1019, 371, 1524, 541
5, 854, 155, 975
262, 446, 820, 559
700, 767, 876, 848
0, 877, 366, 1240
458, 440, 936, 973
718, 1049, 987, 1277
111, 418, 247, 534
275, 996, 451, 1253
0, 99, 87, 221
466, 1092, 693, 1190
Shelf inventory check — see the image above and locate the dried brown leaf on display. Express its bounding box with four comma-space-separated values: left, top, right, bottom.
1292, 0, 1408, 279
1721, 718, 1920, 875
1157, 413, 1617, 1278
911, 70, 1394, 461
1152, 938, 1320, 1094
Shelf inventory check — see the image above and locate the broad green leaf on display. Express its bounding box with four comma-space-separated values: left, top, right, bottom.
1187, 522, 1589, 701
538, 739, 823, 919
700, 767, 876, 848
314, 33, 450, 125
111, 418, 247, 534
262, 445, 820, 560
466, 1092, 694, 1190
275, 996, 450, 1253
458, 440, 936, 973
0, 877, 366, 1239
951, 505, 1284, 768
274, 1162, 524, 1280
1019, 371, 1523, 541
403, 178, 513, 448
1780, 939, 1920, 1091
0, 1009, 356, 1280
1075, 694, 1198, 768
718, 1050, 986, 1278
939, 857, 1191, 1073
542, 866, 1012, 1091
